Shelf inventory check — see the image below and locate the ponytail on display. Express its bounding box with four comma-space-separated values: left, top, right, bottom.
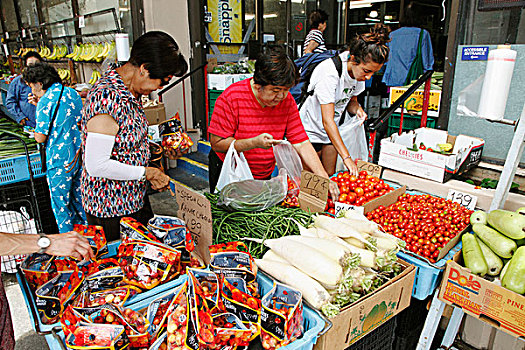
348, 23, 391, 65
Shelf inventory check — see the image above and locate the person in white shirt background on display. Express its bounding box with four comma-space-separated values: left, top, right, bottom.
299, 23, 391, 176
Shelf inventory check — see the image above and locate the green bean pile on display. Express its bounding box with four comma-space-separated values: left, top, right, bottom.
205, 193, 313, 258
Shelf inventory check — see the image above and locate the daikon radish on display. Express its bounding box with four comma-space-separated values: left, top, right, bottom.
255, 259, 335, 313
344, 235, 370, 249
273, 235, 352, 266
369, 237, 398, 251
343, 210, 369, 222
340, 216, 379, 235
262, 250, 289, 264
314, 229, 377, 268
290, 218, 318, 237
314, 215, 369, 243
263, 238, 343, 286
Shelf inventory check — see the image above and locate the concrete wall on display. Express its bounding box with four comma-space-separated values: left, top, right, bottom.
143, 0, 194, 129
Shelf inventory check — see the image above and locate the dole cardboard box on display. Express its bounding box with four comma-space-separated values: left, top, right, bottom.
378, 128, 484, 183
314, 260, 416, 350
438, 252, 525, 338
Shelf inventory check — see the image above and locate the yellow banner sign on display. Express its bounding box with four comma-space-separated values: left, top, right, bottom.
207, 0, 242, 54
389, 87, 441, 117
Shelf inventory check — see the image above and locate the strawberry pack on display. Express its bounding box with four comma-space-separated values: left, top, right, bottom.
159, 114, 194, 153
35, 270, 84, 324
65, 323, 129, 350
73, 224, 108, 258
117, 239, 181, 289
260, 282, 304, 350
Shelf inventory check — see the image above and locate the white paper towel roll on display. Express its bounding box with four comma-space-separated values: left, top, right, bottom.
115, 33, 130, 62
477, 47, 517, 121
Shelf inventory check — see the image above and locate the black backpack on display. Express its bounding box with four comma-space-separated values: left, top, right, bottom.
290, 50, 343, 109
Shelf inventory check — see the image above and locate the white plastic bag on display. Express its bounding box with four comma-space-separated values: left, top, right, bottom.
215, 141, 253, 193
336, 115, 368, 172
273, 140, 303, 192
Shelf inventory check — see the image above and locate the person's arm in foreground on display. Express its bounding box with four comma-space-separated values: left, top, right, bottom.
0, 232, 94, 260
293, 140, 340, 199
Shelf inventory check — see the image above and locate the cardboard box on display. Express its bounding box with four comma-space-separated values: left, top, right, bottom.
207, 73, 252, 90
144, 103, 166, 125
389, 86, 441, 117
314, 260, 416, 349
438, 252, 525, 338
379, 128, 484, 183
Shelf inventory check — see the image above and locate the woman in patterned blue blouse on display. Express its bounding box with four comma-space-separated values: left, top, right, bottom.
23, 63, 86, 233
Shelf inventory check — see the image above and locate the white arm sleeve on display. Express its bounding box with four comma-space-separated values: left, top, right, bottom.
85, 132, 146, 181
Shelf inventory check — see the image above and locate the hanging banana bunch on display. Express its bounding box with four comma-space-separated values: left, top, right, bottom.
57, 68, 70, 81
88, 70, 101, 85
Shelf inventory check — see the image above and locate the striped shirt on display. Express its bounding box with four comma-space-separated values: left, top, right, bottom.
208, 78, 309, 179
304, 29, 327, 54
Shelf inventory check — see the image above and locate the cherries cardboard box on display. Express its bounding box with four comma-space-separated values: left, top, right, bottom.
379, 128, 484, 183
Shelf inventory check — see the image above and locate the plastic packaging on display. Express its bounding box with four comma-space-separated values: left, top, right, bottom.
217, 171, 287, 211
477, 47, 517, 121
336, 115, 368, 172
273, 140, 303, 190
215, 140, 254, 193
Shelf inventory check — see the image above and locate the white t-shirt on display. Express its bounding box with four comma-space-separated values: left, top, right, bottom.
299, 51, 365, 143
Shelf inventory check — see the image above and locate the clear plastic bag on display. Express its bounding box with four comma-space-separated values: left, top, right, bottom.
336, 115, 368, 172
273, 140, 303, 195
217, 170, 288, 212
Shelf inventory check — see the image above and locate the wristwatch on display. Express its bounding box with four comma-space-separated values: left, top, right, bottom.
37, 234, 51, 254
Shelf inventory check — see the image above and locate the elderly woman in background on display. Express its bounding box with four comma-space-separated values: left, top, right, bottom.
24, 63, 86, 232
81, 31, 188, 241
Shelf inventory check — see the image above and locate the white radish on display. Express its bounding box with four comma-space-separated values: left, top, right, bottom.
263, 238, 343, 286
290, 218, 318, 238
313, 215, 369, 244
344, 236, 369, 249
373, 237, 398, 251
277, 235, 351, 266
315, 229, 377, 269
255, 259, 332, 310
343, 209, 369, 222
339, 217, 379, 235
262, 249, 289, 264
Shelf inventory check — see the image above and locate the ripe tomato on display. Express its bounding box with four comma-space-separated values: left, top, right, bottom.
328, 208, 335, 215
338, 193, 348, 202
355, 187, 364, 197
349, 175, 357, 183
347, 192, 357, 204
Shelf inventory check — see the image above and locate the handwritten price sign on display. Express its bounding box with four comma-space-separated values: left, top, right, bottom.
356, 160, 382, 178
447, 189, 477, 210
300, 170, 329, 201
334, 202, 364, 216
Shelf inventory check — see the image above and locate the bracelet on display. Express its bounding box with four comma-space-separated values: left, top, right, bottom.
343, 155, 352, 161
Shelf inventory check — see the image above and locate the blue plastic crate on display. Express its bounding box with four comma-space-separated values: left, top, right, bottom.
0, 152, 44, 186
397, 242, 462, 300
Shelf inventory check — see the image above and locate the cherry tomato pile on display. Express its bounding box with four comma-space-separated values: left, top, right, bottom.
326, 170, 394, 215
366, 194, 473, 263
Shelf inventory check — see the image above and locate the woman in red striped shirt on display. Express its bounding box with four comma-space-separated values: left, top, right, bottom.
208, 47, 338, 198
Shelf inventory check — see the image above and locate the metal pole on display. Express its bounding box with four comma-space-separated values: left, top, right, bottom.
489, 104, 525, 211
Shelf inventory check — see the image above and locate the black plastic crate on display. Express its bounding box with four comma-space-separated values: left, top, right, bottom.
346, 316, 397, 350
0, 176, 58, 235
